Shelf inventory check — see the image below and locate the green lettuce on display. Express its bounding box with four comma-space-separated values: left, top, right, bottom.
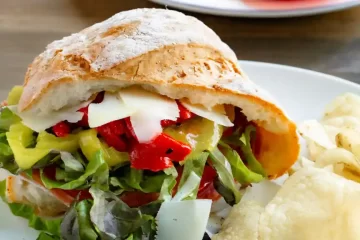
0, 180, 62, 236
177, 152, 208, 200
239, 125, 266, 177
40, 150, 109, 191
223, 125, 266, 177
110, 167, 167, 194
0, 107, 21, 131
89, 188, 158, 240
158, 167, 178, 202
0, 132, 18, 173
60, 200, 98, 240
36, 232, 60, 240
219, 142, 264, 184
208, 147, 241, 206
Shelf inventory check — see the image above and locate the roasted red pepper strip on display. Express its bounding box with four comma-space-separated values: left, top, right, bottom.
77, 106, 89, 127
103, 134, 127, 151
97, 120, 125, 136
178, 101, 193, 120
124, 117, 138, 142
160, 119, 177, 128
161, 101, 195, 127
152, 134, 191, 161
130, 133, 191, 171
52, 121, 71, 137
97, 120, 127, 151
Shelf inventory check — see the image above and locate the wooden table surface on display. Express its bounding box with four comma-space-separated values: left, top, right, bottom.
1, 0, 360, 98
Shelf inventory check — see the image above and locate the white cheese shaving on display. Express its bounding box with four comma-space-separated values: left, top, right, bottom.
156, 199, 212, 240
88, 93, 135, 128
130, 111, 163, 143
7, 102, 88, 132
119, 87, 179, 120
180, 99, 233, 127
118, 87, 179, 142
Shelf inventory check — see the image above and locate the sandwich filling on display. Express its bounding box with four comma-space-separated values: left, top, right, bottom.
0, 86, 267, 239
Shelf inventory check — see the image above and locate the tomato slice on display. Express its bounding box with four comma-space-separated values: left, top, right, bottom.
30, 168, 92, 205
197, 181, 221, 201
31, 169, 75, 206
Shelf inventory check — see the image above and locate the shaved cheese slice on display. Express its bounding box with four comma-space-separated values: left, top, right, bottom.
156, 199, 212, 240
130, 111, 163, 143
88, 93, 135, 128
119, 87, 179, 120
180, 99, 233, 127
119, 87, 180, 142
7, 102, 88, 132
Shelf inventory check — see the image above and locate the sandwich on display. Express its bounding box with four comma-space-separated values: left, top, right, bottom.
0, 8, 299, 240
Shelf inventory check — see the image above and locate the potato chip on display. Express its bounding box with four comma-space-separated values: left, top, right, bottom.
335, 129, 360, 159
289, 157, 315, 176
340, 168, 360, 183
298, 120, 335, 149
322, 124, 341, 143
322, 116, 360, 130
215, 168, 360, 240
315, 148, 360, 175
323, 93, 360, 120
306, 140, 327, 161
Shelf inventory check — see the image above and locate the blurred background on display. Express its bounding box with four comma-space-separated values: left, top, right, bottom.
1, 0, 360, 97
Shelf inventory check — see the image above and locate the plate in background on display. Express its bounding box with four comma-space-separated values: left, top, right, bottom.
149, 0, 360, 18
1, 61, 360, 239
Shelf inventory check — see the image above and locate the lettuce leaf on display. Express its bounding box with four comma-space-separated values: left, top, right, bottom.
0, 107, 21, 131
54, 152, 85, 182
0, 180, 62, 236
110, 167, 167, 194
60, 152, 85, 173
208, 147, 241, 206
89, 188, 158, 240
158, 167, 178, 202
60, 200, 98, 240
40, 150, 109, 191
223, 125, 266, 177
239, 125, 266, 177
176, 152, 209, 200
219, 142, 264, 184
36, 232, 60, 240
0, 130, 19, 173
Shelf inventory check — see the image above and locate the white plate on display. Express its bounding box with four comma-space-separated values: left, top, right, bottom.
1, 61, 360, 239
149, 0, 360, 18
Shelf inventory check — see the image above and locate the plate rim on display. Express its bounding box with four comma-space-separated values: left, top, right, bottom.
148, 0, 360, 18
238, 60, 360, 90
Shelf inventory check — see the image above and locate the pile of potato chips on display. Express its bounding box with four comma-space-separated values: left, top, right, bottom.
299, 93, 360, 182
